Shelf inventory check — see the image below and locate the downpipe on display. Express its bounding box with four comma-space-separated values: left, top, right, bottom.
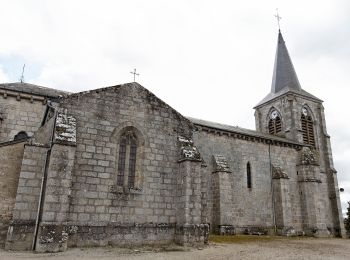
31, 102, 57, 251
269, 143, 277, 234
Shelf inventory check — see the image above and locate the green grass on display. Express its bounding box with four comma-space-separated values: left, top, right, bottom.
209, 235, 296, 244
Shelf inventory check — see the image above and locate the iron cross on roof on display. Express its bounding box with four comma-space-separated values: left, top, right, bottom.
274, 9, 282, 30
130, 68, 139, 82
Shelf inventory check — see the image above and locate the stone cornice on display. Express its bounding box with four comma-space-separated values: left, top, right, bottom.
0, 89, 47, 104
195, 124, 302, 150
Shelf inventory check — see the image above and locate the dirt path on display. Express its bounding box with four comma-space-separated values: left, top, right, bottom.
1, 237, 349, 260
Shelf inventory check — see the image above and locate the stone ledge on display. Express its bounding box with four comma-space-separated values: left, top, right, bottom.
109, 185, 143, 195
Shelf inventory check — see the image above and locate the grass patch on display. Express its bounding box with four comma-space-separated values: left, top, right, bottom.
209, 235, 286, 244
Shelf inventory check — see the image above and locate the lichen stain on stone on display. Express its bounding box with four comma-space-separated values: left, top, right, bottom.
178, 136, 201, 161
54, 112, 76, 144
212, 154, 231, 173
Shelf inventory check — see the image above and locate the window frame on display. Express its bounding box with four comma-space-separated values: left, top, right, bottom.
113, 125, 145, 192
301, 107, 315, 146
267, 109, 282, 135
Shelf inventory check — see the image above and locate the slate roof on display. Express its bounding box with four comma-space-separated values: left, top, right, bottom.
187, 116, 302, 146
255, 86, 322, 108
0, 82, 69, 97
271, 31, 301, 93
255, 31, 322, 108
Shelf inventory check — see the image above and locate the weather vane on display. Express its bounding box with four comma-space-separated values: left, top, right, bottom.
19, 64, 25, 83
274, 8, 282, 30
130, 68, 139, 82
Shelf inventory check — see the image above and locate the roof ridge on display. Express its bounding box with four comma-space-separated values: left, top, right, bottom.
0, 82, 69, 97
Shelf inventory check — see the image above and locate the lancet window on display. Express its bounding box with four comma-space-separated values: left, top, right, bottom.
247, 162, 252, 189
117, 129, 138, 188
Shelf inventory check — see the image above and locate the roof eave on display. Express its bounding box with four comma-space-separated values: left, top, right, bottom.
254, 88, 323, 109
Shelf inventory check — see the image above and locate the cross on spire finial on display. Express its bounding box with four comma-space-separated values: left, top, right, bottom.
130, 68, 139, 82
274, 8, 282, 31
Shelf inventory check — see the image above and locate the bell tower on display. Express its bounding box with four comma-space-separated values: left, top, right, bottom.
254, 30, 345, 237
254, 30, 323, 144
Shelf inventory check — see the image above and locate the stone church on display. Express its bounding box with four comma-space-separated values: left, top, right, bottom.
0, 30, 345, 252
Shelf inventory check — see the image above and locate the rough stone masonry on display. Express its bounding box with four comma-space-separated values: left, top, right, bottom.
0, 30, 345, 253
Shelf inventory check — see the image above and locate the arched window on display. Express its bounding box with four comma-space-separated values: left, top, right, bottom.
268, 109, 282, 135
301, 107, 315, 146
117, 129, 138, 188
14, 131, 28, 141
247, 162, 252, 189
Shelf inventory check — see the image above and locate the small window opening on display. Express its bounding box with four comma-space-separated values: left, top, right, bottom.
14, 131, 28, 141
247, 162, 252, 189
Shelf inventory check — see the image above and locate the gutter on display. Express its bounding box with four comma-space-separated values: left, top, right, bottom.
269, 143, 277, 233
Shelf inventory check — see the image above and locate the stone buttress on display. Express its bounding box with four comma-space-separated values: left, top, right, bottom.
176, 136, 209, 245
211, 155, 234, 235
272, 165, 293, 235
5, 106, 77, 252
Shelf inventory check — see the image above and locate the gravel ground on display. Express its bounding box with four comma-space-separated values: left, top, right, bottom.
1, 237, 349, 260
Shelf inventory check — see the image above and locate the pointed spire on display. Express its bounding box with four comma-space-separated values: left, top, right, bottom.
271, 30, 301, 93
255, 30, 322, 108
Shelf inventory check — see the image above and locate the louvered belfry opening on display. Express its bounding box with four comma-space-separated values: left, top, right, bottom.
301, 114, 315, 146
268, 116, 282, 135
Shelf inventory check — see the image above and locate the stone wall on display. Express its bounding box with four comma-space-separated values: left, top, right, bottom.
35, 143, 76, 252
0, 92, 47, 142
2, 81, 344, 251
56, 83, 196, 246
5, 144, 49, 250
175, 159, 208, 245
193, 129, 305, 234
68, 223, 176, 247
254, 93, 344, 236
0, 142, 25, 247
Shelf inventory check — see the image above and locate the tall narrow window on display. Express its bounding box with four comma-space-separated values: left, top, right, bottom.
301, 107, 315, 146
117, 129, 138, 188
268, 109, 282, 135
247, 162, 252, 189
117, 137, 127, 186
128, 138, 137, 188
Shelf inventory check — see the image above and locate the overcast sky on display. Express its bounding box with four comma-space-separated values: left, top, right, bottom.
0, 0, 349, 215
